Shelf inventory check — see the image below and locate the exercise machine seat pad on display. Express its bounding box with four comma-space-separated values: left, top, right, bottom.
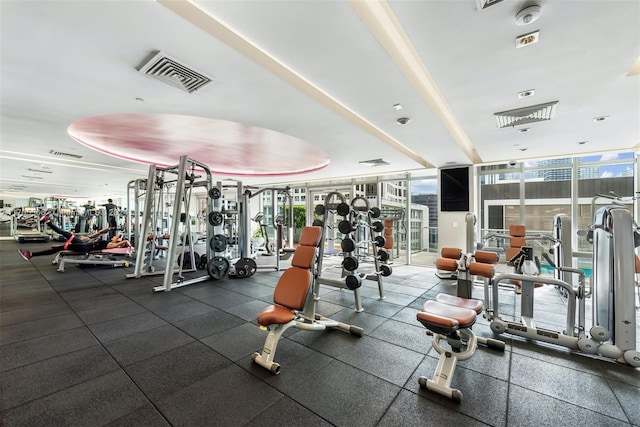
468, 262, 495, 279
441, 247, 462, 259
418, 301, 477, 331
291, 245, 317, 269
272, 268, 313, 310
436, 257, 458, 272
473, 250, 498, 265
257, 304, 296, 326
435, 294, 483, 313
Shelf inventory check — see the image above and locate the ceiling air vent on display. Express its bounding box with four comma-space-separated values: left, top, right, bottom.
359, 158, 390, 167
475, 0, 504, 10
138, 51, 213, 94
49, 150, 83, 159
494, 101, 558, 128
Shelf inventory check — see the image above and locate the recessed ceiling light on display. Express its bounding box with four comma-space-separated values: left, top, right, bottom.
396, 117, 410, 125
518, 128, 530, 133
593, 116, 609, 122
517, 89, 535, 99
135, 97, 145, 102
577, 141, 588, 145
393, 103, 403, 110
519, 148, 528, 152
516, 31, 539, 48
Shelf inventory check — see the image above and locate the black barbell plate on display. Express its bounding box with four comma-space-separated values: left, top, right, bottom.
371, 221, 384, 233
207, 256, 230, 280
342, 256, 359, 272
208, 211, 224, 226
336, 202, 351, 217
314, 204, 326, 216
208, 187, 221, 199
338, 220, 354, 234
345, 274, 362, 290
341, 238, 355, 253
370, 207, 381, 218
380, 264, 392, 277
377, 249, 390, 262
210, 234, 228, 252
374, 235, 386, 247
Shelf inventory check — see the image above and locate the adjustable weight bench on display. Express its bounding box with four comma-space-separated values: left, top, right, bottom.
252, 226, 363, 374
417, 250, 504, 402
52, 247, 134, 272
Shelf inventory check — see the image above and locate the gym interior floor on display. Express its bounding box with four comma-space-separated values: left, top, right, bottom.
1, 238, 639, 427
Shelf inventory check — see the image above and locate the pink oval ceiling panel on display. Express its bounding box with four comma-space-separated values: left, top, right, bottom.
67, 114, 330, 176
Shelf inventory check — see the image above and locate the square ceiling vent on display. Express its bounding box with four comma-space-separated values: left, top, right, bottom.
138, 51, 213, 94
359, 158, 390, 167
494, 101, 558, 128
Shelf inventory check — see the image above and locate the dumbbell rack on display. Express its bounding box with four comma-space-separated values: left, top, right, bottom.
314, 192, 389, 312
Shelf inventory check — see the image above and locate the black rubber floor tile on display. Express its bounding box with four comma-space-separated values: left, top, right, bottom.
133, 290, 195, 310
609, 378, 640, 425
124, 341, 230, 401
292, 359, 401, 426
507, 384, 631, 427
240, 337, 333, 392
1, 345, 119, 410
103, 403, 171, 427
0, 292, 64, 312
1, 313, 84, 346
357, 298, 404, 318
173, 306, 245, 339
201, 322, 266, 362
155, 364, 282, 426
0, 327, 97, 372
377, 389, 486, 427
88, 311, 168, 343
245, 396, 333, 427
75, 300, 146, 325
510, 352, 628, 421
339, 336, 424, 386
0, 285, 57, 302
64, 293, 132, 313
200, 288, 255, 309
0, 370, 148, 427
150, 299, 214, 323
601, 359, 640, 387
0, 301, 73, 327
104, 324, 195, 366
229, 282, 275, 300
391, 306, 422, 325
58, 285, 117, 302
370, 318, 431, 353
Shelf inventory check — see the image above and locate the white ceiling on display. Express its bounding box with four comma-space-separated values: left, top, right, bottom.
1, 0, 638, 201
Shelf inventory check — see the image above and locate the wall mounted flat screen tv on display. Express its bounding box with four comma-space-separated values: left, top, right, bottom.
440, 167, 469, 212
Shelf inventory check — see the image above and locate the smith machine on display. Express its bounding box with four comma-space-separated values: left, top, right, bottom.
128, 155, 217, 292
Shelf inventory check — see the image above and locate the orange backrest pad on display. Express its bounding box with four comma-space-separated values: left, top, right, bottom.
509, 225, 526, 237
272, 226, 322, 310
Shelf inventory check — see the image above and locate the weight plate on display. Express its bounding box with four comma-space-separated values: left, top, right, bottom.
312, 219, 324, 226
380, 264, 392, 277
235, 257, 258, 278
208, 211, 224, 226
341, 238, 355, 253
208, 187, 222, 200
345, 274, 362, 290
210, 234, 228, 252
371, 221, 384, 233
378, 249, 390, 262
370, 207, 381, 218
374, 235, 386, 247
342, 256, 358, 272
207, 256, 230, 280
336, 202, 351, 217
314, 204, 326, 216
338, 220, 354, 234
